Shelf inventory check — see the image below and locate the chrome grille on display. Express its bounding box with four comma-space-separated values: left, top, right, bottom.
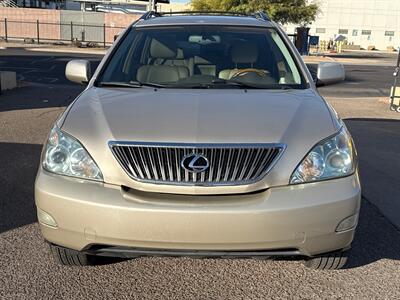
109, 142, 285, 186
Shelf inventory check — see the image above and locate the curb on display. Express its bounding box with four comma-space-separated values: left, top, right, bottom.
378, 97, 390, 104
26, 47, 107, 55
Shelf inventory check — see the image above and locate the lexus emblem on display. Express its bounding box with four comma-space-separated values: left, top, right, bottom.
181, 154, 209, 173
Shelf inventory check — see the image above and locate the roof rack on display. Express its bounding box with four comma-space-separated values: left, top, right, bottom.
159, 11, 249, 17
139, 10, 161, 20
253, 11, 271, 22
139, 10, 271, 22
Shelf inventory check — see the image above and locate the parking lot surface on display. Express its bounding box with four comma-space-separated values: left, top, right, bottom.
1, 49, 400, 299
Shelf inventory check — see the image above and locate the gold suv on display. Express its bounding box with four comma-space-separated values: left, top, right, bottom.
35, 11, 360, 270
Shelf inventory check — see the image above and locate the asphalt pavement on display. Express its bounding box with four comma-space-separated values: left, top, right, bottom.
0, 50, 101, 86
307, 63, 394, 98
1, 48, 400, 299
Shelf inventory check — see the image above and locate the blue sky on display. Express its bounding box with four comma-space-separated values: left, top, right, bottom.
172, 0, 190, 3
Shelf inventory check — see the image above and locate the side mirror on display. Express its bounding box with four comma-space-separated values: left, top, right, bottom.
316, 62, 345, 86
65, 60, 91, 84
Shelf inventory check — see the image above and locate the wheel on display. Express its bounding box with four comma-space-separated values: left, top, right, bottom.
303, 250, 349, 270
49, 244, 95, 266
396, 106, 400, 113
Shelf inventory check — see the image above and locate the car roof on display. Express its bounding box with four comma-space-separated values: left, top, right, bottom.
134, 15, 274, 28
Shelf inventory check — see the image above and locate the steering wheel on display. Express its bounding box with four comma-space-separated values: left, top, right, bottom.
231, 68, 267, 79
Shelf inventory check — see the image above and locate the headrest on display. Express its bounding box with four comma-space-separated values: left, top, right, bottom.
150, 37, 177, 59
231, 42, 258, 64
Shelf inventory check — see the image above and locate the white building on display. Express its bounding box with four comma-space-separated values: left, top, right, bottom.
287, 0, 400, 50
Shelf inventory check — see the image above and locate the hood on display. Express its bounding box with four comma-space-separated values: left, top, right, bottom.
61, 87, 339, 193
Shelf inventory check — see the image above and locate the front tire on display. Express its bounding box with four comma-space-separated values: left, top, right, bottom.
50, 244, 95, 266
303, 250, 349, 270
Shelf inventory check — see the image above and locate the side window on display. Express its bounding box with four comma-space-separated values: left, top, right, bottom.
269, 30, 301, 84
123, 34, 148, 80
264, 34, 287, 81
101, 31, 143, 82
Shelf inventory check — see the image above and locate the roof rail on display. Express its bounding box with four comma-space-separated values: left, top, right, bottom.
253, 11, 271, 22
158, 11, 250, 17
140, 11, 161, 20
140, 10, 272, 22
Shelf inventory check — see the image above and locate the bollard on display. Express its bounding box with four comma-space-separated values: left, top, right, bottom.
37, 20, 40, 44
0, 71, 17, 92
4, 18, 8, 42
70, 21, 73, 42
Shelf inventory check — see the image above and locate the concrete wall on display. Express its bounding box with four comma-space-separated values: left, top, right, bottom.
0, 7, 60, 41
104, 13, 140, 43
286, 0, 400, 50
0, 7, 141, 45
60, 10, 105, 43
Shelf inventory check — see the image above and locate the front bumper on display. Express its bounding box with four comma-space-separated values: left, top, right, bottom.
35, 169, 361, 257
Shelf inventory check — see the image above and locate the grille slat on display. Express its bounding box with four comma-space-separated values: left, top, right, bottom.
184, 148, 189, 182
165, 148, 173, 181
246, 148, 264, 180
137, 148, 151, 179
244, 149, 258, 180
216, 149, 224, 182
110, 143, 284, 186
208, 148, 215, 182
117, 147, 136, 177
223, 149, 231, 181
174, 148, 181, 182
231, 149, 243, 181
128, 148, 144, 177
238, 148, 252, 181
200, 149, 206, 183
147, 148, 158, 180
253, 149, 273, 178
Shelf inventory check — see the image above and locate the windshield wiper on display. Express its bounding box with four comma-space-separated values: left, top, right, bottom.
97, 81, 166, 88
130, 81, 167, 88
176, 79, 283, 89
213, 80, 302, 90
174, 80, 262, 89
210, 79, 265, 89
98, 80, 298, 90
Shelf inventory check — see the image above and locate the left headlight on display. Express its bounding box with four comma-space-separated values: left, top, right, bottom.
290, 126, 356, 184
42, 125, 103, 181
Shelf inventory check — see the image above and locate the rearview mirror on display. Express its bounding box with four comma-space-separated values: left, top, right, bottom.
65, 60, 91, 84
317, 62, 345, 86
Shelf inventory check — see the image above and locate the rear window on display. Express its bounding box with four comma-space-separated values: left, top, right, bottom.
99, 25, 306, 89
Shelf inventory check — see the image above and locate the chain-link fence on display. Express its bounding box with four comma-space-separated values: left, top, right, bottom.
0, 18, 126, 47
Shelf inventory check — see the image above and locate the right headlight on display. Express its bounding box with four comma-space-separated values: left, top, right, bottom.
290, 127, 356, 184
42, 125, 103, 181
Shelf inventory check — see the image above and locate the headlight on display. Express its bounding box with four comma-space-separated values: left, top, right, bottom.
290, 127, 356, 184
42, 125, 103, 181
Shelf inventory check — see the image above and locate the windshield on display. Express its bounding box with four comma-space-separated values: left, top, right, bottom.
98, 25, 306, 89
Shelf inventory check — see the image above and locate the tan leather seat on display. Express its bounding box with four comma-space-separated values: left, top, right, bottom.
219, 42, 259, 80
137, 38, 189, 84
193, 55, 216, 76
164, 48, 194, 76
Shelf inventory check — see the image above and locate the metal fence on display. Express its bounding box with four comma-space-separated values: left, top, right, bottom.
0, 18, 126, 47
